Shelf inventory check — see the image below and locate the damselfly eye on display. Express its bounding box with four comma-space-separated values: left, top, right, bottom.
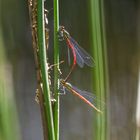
58, 28, 64, 41
59, 26, 65, 30
58, 26, 70, 39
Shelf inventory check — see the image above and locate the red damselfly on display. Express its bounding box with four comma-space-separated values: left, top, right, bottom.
58, 26, 95, 82
60, 79, 103, 113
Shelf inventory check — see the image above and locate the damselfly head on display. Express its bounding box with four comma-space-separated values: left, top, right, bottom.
60, 79, 72, 89
58, 26, 70, 40
60, 79, 65, 84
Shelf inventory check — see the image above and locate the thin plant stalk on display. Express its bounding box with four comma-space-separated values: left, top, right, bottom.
100, 0, 110, 139
136, 68, 140, 140
88, 0, 109, 140
0, 30, 20, 140
37, 0, 55, 139
53, 0, 60, 140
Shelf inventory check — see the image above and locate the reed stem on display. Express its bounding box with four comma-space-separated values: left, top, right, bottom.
37, 0, 55, 139
53, 0, 60, 140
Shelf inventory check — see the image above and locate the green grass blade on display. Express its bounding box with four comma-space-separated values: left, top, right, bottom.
0, 30, 20, 140
100, 0, 110, 139
88, 0, 109, 140
53, 0, 60, 140
37, 0, 55, 139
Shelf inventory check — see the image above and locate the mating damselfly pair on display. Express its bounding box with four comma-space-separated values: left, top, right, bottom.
57, 26, 105, 113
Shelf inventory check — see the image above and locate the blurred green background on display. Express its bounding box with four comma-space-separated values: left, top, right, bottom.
0, 0, 140, 140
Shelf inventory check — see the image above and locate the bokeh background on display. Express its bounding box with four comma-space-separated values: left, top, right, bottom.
0, 0, 140, 140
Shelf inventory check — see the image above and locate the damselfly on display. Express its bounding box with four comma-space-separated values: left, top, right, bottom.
58, 26, 95, 82
60, 79, 104, 113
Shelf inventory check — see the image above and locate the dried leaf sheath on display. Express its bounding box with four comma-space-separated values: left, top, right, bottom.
27, 0, 50, 139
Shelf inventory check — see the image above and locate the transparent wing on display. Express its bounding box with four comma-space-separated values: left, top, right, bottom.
60, 81, 105, 111
69, 37, 95, 67
70, 84, 105, 111
66, 37, 84, 67
72, 46, 85, 68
